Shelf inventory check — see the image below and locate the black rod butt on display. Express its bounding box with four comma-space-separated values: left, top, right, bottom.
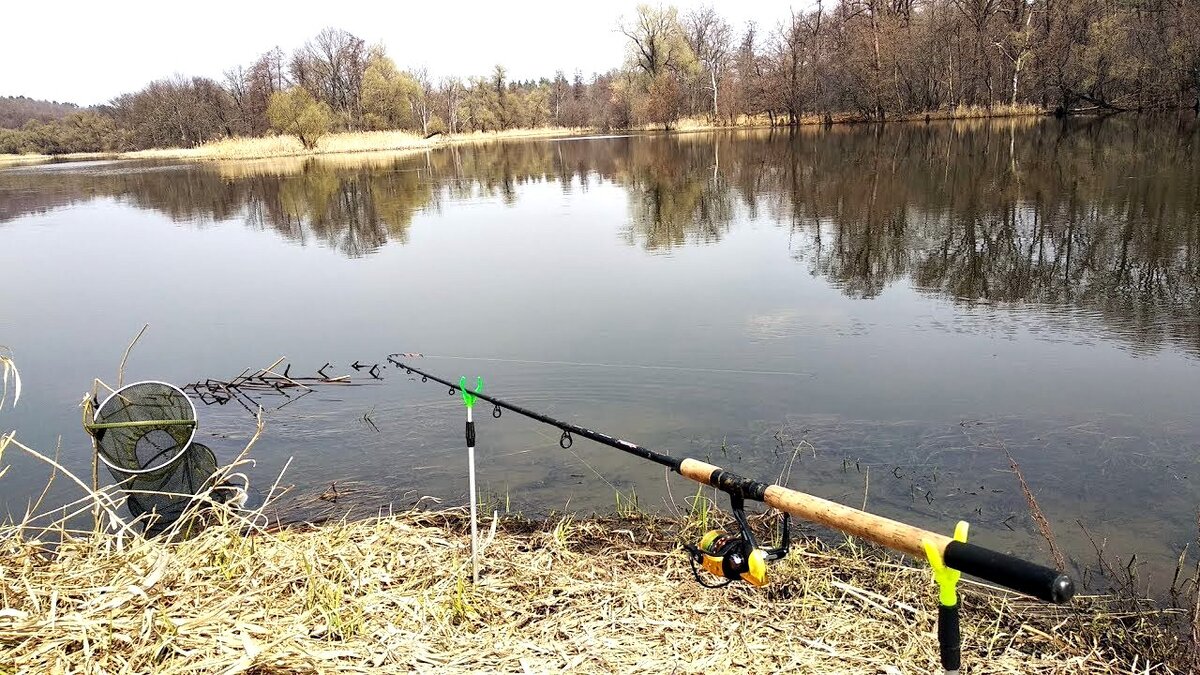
943, 540, 1075, 604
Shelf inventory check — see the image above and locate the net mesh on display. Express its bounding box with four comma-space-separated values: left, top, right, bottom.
93, 381, 196, 474
91, 381, 225, 534
123, 442, 220, 535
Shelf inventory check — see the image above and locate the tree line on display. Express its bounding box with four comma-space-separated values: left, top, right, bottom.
0, 97, 82, 128
2, 1, 1197, 155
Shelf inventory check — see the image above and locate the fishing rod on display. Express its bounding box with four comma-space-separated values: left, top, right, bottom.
390, 355, 1073, 601
389, 355, 1074, 672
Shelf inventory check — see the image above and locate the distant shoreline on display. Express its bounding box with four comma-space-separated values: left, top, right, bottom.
0, 105, 1063, 166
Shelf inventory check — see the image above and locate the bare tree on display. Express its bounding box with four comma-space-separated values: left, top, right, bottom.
619, 4, 693, 77
290, 28, 369, 129
685, 6, 733, 119
773, 11, 807, 123
951, 0, 1002, 104
410, 67, 432, 135
994, 1, 1035, 106
492, 65, 509, 128
551, 70, 569, 125
439, 77, 463, 134
111, 76, 234, 148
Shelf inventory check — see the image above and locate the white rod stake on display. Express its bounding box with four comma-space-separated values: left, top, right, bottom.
467, 405, 479, 583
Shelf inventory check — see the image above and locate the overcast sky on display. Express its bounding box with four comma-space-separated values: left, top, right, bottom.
3, 0, 805, 106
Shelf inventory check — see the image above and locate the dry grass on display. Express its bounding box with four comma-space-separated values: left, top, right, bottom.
437, 126, 594, 145
0, 456, 1186, 673
208, 150, 428, 180
943, 103, 1045, 119
126, 135, 314, 161
662, 113, 863, 131
124, 127, 595, 163
0, 347, 19, 413
0, 153, 52, 167
0, 151, 124, 166
0, 359, 1184, 673
646, 115, 768, 131
661, 105, 1045, 133
2, 107, 1049, 166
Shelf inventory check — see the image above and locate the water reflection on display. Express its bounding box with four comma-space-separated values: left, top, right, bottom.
241, 166, 430, 256
2, 117, 1196, 352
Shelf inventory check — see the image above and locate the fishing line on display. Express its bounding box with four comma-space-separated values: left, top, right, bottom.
521, 423, 622, 495
416, 354, 814, 379
174, 353, 1077, 673
390, 356, 1074, 594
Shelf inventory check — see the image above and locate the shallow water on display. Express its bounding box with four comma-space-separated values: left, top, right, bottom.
1, 117, 1198, 589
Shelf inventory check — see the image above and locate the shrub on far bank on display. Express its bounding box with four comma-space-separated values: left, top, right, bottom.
0, 112, 122, 155
267, 88, 334, 150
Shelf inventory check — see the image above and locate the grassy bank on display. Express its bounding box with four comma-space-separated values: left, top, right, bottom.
667, 104, 1045, 131
0, 497, 1186, 673
0, 360, 1181, 673
148, 105, 1046, 162
0, 151, 128, 166
123, 127, 594, 162
0, 105, 1052, 167
0, 153, 53, 167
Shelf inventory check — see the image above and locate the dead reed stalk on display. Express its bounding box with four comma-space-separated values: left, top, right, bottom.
0, 437, 1184, 674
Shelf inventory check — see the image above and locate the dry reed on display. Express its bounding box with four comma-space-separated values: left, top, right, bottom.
0, 360, 1183, 673
0, 458, 1185, 673
210, 150, 428, 180
0, 154, 53, 167
123, 127, 595, 163
3, 106, 1049, 166
660, 104, 1045, 132
0, 347, 20, 413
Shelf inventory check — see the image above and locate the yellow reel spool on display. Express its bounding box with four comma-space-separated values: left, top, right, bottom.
696, 530, 770, 586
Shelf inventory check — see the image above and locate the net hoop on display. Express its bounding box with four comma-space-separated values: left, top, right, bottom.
93, 380, 198, 476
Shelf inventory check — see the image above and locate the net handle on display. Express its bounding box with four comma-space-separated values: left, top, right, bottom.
92, 380, 198, 475
87, 420, 199, 430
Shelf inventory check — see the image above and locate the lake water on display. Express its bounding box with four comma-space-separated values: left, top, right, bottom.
1, 117, 1197, 591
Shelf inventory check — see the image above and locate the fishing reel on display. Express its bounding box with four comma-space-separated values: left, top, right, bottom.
687, 495, 790, 587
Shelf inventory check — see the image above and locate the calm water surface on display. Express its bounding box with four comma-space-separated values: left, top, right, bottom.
1, 118, 1197, 589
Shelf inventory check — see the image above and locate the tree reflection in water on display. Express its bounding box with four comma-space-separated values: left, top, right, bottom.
2, 115, 1195, 353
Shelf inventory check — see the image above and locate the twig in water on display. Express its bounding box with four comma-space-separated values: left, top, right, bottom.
1078, 519, 1125, 593
319, 482, 339, 503
1002, 444, 1066, 571
23, 437, 61, 521
1191, 511, 1200, 667
361, 407, 380, 433
0, 346, 21, 410
861, 465, 870, 511
117, 324, 149, 388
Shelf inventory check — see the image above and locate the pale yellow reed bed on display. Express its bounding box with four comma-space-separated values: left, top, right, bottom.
0, 154, 52, 167
0, 498, 1182, 674
123, 127, 594, 163
0, 363, 1182, 674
